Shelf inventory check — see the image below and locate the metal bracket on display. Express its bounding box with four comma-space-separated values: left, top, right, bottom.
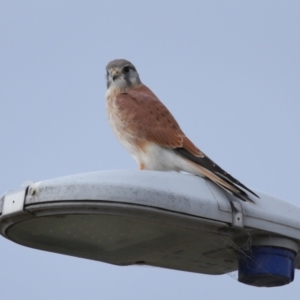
229, 199, 244, 228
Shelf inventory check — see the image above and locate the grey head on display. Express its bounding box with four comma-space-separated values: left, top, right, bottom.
106, 59, 141, 89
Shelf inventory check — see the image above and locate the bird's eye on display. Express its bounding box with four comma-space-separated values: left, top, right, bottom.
123, 66, 130, 74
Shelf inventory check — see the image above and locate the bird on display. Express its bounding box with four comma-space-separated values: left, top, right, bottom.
105, 59, 259, 203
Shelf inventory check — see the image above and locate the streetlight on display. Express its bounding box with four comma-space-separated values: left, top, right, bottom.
1, 170, 299, 287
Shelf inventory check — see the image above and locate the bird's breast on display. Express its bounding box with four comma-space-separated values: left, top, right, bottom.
106, 93, 144, 162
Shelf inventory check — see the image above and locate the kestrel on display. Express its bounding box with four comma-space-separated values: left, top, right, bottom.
105, 59, 259, 202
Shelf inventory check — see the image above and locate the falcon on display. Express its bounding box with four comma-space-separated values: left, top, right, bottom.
105, 59, 259, 202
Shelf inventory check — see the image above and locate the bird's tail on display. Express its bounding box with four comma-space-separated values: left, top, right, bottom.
174, 148, 258, 203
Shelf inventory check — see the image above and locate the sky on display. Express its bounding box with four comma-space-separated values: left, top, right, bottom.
1, 1, 300, 299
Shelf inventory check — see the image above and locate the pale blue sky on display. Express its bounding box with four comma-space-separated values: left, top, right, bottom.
1, 1, 300, 299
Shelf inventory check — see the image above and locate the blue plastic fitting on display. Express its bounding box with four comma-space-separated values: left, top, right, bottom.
238, 246, 296, 287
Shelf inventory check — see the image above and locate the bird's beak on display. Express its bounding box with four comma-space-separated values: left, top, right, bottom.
111, 69, 120, 81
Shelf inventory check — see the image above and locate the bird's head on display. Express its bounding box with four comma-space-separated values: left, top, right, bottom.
106, 59, 141, 89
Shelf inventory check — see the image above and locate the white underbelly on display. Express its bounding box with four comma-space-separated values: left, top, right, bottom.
137, 143, 184, 172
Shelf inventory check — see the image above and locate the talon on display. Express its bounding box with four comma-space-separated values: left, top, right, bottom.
139, 163, 145, 170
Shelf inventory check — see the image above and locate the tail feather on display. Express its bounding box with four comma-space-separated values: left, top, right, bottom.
174, 147, 259, 203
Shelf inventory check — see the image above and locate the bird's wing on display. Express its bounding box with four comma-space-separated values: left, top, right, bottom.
116, 84, 258, 202
116, 84, 202, 157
